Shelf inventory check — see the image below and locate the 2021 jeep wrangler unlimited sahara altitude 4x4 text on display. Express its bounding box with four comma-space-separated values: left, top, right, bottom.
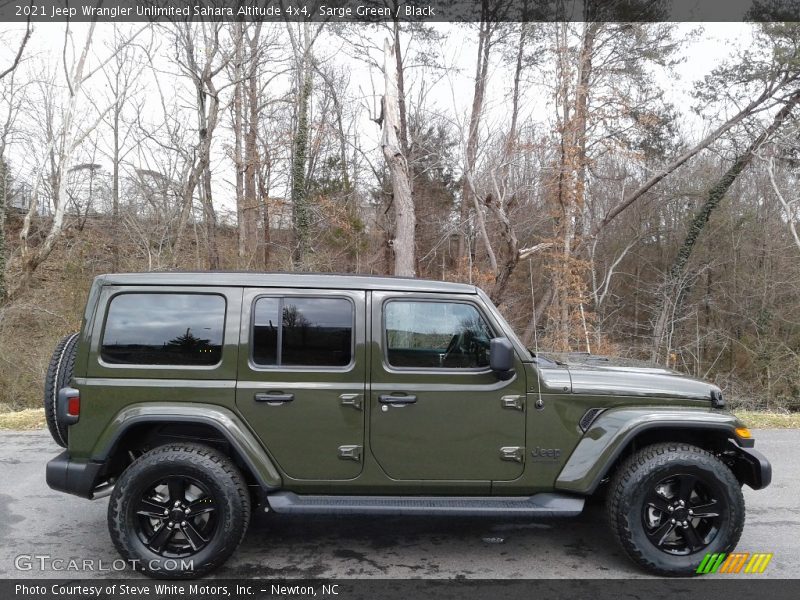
44, 273, 771, 578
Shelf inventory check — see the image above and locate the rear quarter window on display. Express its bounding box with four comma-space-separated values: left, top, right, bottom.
101, 293, 226, 366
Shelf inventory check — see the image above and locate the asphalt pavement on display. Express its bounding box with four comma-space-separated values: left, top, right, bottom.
0, 429, 797, 579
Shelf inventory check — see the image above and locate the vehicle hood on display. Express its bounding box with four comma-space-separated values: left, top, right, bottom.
566, 365, 719, 401
534, 355, 720, 401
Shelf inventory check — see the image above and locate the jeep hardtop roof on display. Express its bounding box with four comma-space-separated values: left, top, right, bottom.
95, 272, 478, 294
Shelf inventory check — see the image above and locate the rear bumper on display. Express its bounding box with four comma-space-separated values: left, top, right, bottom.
733, 443, 772, 490
46, 451, 104, 499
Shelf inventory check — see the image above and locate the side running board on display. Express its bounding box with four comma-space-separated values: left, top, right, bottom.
267, 491, 584, 517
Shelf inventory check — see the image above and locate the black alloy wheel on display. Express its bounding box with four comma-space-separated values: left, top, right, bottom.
135, 475, 219, 557
607, 442, 745, 576
642, 472, 726, 555
108, 443, 251, 579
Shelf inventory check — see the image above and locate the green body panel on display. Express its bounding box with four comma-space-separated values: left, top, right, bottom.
367, 291, 527, 486
554, 407, 743, 494
235, 288, 367, 481
62, 272, 745, 499
68, 284, 244, 460
491, 365, 726, 493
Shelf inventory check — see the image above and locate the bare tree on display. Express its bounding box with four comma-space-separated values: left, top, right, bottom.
381, 39, 415, 276
652, 88, 800, 361
458, 4, 501, 265
11, 22, 145, 296
100, 27, 147, 270
0, 20, 32, 300
286, 21, 324, 270
765, 152, 800, 253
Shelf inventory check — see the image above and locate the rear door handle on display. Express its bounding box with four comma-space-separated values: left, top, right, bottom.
254, 392, 294, 404
378, 394, 417, 405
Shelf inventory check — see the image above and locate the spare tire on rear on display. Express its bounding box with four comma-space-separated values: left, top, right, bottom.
44, 332, 79, 448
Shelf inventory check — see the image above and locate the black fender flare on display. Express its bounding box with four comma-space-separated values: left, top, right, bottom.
554, 408, 769, 494
92, 402, 283, 491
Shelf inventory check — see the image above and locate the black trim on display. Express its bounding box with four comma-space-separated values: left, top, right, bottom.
579, 421, 747, 494
93, 414, 280, 491
268, 491, 585, 517
57, 387, 80, 426
254, 392, 294, 403
46, 451, 104, 499
728, 439, 772, 490
578, 408, 604, 432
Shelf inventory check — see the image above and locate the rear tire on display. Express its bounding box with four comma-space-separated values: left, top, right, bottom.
607, 442, 744, 576
108, 443, 251, 579
43, 332, 79, 448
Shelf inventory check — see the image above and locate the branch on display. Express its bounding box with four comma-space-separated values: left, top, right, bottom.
766, 156, 800, 252
518, 242, 554, 260
0, 16, 32, 81
589, 75, 796, 239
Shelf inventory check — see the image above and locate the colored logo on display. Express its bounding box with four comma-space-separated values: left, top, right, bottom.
696, 552, 773, 574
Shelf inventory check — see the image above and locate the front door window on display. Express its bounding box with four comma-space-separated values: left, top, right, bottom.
384, 300, 493, 369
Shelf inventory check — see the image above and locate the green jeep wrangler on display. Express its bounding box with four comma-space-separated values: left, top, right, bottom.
44, 273, 771, 578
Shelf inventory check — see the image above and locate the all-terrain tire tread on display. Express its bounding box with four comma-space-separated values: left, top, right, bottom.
606, 442, 744, 577
43, 332, 79, 447
107, 443, 251, 579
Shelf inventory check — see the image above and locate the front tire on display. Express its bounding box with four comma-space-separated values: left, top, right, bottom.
108, 443, 251, 579
607, 442, 745, 576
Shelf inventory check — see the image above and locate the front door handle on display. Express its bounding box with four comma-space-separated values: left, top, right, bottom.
254, 392, 294, 404
378, 394, 417, 405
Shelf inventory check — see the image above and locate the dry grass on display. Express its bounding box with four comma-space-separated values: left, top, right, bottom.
0, 408, 46, 430
734, 411, 800, 429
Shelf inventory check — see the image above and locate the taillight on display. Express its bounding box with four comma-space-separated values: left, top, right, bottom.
67, 394, 80, 417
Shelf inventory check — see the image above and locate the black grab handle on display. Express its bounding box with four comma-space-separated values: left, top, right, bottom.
255, 392, 295, 403
378, 394, 417, 405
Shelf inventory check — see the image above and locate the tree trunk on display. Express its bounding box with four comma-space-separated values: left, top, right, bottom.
233, 22, 246, 264
244, 24, 262, 268
382, 39, 415, 277
547, 22, 597, 351
0, 159, 6, 301
458, 11, 493, 264
489, 21, 529, 301
291, 57, 313, 270
15, 23, 98, 296
111, 96, 120, 271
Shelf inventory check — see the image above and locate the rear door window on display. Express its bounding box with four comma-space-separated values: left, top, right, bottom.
252, 297, 353, 368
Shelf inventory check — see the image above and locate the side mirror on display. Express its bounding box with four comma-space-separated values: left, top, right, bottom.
489, 338, 515, 380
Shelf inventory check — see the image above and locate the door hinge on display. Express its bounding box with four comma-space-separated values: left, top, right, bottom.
501, 395, 524, 410
500, 446, 525, 463
339, 393, 363, 411
338, 445, 362, 462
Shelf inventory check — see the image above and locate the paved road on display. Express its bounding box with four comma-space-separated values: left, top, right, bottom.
0, 430, 797, 579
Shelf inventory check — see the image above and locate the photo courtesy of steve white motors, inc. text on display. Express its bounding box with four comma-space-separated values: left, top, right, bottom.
15, 583, 340, 597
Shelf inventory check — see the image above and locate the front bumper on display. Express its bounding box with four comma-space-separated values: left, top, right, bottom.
46, 451, 104, 499
731, 442, 772, 490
